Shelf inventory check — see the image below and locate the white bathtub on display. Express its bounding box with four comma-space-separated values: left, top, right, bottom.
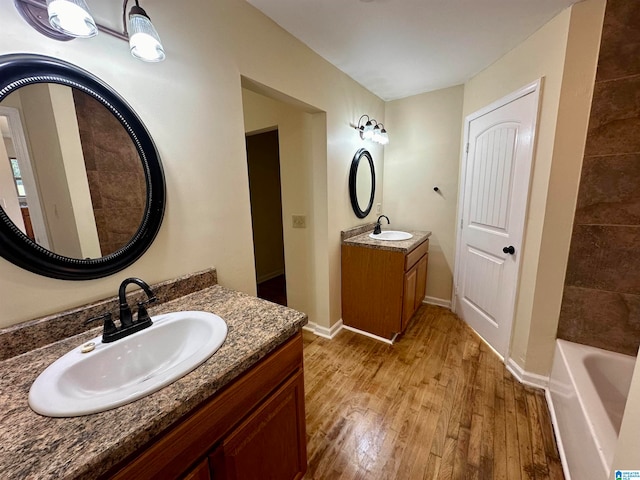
548, 339, 636, 480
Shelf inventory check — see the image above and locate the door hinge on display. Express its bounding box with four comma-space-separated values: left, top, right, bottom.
465, 143, 469, 153
460, 218, 463, 229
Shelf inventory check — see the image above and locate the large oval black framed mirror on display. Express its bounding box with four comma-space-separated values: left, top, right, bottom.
349, 148, 375, 218
0, 54, 165, 280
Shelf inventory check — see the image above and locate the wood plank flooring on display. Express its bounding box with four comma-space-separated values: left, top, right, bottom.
302, 304, 564, 480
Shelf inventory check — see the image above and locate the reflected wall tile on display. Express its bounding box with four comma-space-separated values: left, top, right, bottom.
558, 286, 640, 356
565, 225, 640, 294
575, 154, 640, 225
98, 172, 146, 208
104, 208, 145, 249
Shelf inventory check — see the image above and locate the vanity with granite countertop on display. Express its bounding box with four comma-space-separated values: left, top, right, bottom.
0, 269, 308, 480
341, 224, 431, 342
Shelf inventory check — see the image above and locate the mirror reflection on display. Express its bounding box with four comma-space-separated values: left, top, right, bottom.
348, 148, 376, 218
355, 158, 373, 212
0, 84, 146, 259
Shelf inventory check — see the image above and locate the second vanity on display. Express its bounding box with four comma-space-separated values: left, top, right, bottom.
342, 226, 431, 341
0, 272, 307, 480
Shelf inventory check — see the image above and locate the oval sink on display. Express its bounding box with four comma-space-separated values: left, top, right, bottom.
29, 311, 227, 417
369, 230, 413, 241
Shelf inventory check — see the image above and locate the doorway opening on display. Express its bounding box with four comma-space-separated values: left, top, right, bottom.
246, 129, 287, 306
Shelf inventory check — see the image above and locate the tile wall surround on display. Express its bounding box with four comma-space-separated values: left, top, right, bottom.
0, 268, 217, 361
558, 0, 640, 356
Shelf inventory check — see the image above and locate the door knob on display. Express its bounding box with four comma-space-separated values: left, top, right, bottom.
503, 245, 515, 255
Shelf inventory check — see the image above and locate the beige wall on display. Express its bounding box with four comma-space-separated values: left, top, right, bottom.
49, 84, 101, 259
460, 0, 605, 375
20, 84, 84, 258
242, 87, 384, 328
0, 0, 383, 329
3, 137, 16, 157
383, 85, 464, 303
242, 89, 315, 323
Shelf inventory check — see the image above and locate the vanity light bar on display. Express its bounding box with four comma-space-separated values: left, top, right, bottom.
14, 0, 165, 62
355, 115, 389, 145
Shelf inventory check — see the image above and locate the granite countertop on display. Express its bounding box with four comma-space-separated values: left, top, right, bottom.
342, 229, 431, 253
0, 285, 307, 480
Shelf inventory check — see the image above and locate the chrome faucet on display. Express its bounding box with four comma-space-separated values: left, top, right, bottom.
85, 277, 157, 343
373, 215, 390, 234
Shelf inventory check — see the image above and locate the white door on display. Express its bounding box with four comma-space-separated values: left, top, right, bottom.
455, 82, 540, 358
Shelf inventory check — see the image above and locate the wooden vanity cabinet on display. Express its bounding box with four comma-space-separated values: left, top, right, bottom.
342, 238, 428, 340
104, 333, 307, 480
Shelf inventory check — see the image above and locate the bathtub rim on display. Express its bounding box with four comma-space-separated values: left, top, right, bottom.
548, 339, 636, 480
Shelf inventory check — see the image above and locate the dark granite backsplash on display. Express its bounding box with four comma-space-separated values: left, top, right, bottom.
340, 223, 376, 241
0, 268, 217, 361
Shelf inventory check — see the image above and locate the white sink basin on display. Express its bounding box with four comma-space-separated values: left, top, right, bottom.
29, 311, 227, 417
369, 230, 413, 241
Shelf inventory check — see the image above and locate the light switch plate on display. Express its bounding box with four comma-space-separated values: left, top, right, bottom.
292, 215, 306, 228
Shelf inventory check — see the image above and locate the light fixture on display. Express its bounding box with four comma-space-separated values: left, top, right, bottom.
47, 0, 97, 38
373, 123, 389, 145
14, 0, 166, 62
355, 115, 390, 145
127, 1, 165, 62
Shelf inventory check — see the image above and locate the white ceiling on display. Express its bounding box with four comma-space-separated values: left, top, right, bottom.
246, 0, 579, 100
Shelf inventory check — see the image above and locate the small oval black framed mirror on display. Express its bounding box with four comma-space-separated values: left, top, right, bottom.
349, 148, 375, 218
0, 54, 165, 280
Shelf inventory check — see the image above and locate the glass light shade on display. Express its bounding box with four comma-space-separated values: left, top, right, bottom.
379, 129, 389, 145
47, 0, 97, 38
372, 124, 383, 143
129, 10, 165, 62
362, 121, 375, 140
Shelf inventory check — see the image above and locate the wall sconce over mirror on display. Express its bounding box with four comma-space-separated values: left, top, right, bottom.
14, 0, 165, 62
355, 114, 389, 145
47, 0, 98, 38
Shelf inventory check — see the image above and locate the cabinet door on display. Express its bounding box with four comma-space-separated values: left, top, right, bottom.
402, 265, 417, 331
414, 254, 428, 311
183, 458, 212, 480
211, 371, 307, 480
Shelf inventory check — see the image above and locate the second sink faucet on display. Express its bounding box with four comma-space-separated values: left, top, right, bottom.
373, 215, 390, 234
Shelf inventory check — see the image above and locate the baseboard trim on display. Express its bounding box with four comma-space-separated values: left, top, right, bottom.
342, 325, 395, 345
506, 358, 549, 389
423, 296, 452, 309
545, 389, 572, 480
303, 319, 343, 339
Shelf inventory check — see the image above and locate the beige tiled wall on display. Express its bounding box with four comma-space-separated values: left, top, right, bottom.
558, 0, 640, 355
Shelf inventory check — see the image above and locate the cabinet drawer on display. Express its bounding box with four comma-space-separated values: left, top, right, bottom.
405, 239, 429, 271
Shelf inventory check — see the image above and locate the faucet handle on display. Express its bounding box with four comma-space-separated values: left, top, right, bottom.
84, 312, 118, 337
136, 297, 157, 324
